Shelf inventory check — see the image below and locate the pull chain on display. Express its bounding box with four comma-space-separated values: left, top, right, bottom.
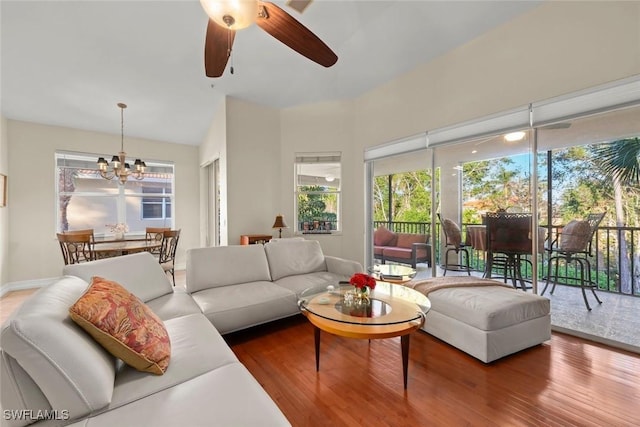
227, 27, 234, 75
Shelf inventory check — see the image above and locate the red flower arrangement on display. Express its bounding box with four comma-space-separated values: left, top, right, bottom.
349, 273, 377, 293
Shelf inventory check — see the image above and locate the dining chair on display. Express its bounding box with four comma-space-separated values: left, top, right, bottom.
158, 229, 181, 286
146, 227, 170, 256
438, 214, 471, 276
57, 232, 95, 265
485, 212, 534, 290
542, 212, 605, 310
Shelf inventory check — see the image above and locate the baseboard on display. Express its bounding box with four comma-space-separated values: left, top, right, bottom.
0, 277, 60, 298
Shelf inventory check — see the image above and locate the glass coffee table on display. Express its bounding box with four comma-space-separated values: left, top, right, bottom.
369, 264, 417, 284
298, 282, 430, 389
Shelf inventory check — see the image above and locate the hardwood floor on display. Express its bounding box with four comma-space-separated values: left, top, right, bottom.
3, 272, 639, 426
226, 316, 640, 426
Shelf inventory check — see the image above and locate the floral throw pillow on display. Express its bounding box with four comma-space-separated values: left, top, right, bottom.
69, 277, 171, 375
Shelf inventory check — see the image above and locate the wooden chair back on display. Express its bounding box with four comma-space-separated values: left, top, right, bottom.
146, 227, 170, 255
159, 229, 181, 265
57, 232, 95, 265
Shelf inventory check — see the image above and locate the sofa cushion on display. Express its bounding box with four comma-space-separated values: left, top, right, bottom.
107, 314, 239, 411
274, 271, 347, 296
65, 364, 291, 427
264, 240, 326, 281
374, 226, 397, 246
144, 290, 203, 321
0, 276, 116, 422
396, 233, 428, 248
427, 285, 550, 331
64, 251, 172, 303
0, 352, 52, 427
69, 277, 171, 375
191, 281, 298, 334
186, 245, 272, 292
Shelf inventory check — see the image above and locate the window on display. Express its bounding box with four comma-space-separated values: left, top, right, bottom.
295, 152, 341, 233
142, 187, 172, 220
55, 151, 174, 235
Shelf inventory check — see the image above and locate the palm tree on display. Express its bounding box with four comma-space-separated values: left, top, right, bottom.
593, 137, 640, 294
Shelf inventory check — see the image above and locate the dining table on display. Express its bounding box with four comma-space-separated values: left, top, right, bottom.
93, 236, 161, 258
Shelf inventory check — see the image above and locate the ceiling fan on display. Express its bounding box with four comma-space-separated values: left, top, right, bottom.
200, 0, 338, 78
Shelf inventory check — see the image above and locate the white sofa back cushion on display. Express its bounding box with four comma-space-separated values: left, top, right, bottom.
0, 276, 116, 422
64, 252, 172, 302
0, 352, 52, 427
186, 245, 272, 293
265, 240, 326, 281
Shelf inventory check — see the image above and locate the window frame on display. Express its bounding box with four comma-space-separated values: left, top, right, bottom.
55, 150, 175, 236
294, 152, 342, 234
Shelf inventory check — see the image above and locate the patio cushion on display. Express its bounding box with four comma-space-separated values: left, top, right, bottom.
442, 219, 462, 246
396, 233, 428, 248
382, 246, 428, 260
560, 220, 591, 252
374, 226, 397, 246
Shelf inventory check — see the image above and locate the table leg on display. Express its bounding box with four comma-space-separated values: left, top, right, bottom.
401, 334, 410, 389
314, 325, 321, 372
484, 251, 494, 278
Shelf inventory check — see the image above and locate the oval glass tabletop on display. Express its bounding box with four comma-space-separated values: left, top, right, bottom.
369, 264, 417, 283
298, 283, 430, 326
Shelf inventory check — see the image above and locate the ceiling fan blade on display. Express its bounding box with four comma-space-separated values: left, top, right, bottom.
204, 19, 236, 78
256, 2, 337, 68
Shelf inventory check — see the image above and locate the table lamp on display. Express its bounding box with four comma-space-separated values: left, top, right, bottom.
272, 214, 288, 238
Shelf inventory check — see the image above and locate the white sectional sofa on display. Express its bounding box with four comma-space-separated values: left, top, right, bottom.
0, 239, 362, 426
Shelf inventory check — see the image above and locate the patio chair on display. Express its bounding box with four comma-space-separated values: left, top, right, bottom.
438, 214, 471, 276
542, 212, 605, 310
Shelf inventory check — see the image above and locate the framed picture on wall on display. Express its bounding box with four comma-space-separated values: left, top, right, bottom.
0, 174, 6, 207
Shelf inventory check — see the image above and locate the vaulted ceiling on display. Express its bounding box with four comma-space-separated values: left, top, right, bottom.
1, 1, 540, 146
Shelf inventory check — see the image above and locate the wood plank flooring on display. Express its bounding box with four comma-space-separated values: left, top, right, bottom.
3, 271, 639, 426
226, 316, 640, 427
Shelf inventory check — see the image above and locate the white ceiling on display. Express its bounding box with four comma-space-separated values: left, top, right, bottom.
1, 1, 540, 146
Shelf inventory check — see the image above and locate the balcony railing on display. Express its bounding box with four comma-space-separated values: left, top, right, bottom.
373, 220, 640, 296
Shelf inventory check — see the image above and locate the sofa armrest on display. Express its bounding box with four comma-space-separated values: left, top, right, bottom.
325, 256, 363, 277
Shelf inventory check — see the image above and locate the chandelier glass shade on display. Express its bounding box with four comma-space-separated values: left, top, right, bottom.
97, 103, 146, 185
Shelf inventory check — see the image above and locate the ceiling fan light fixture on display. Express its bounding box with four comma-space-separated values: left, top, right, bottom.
200, 0, 258, 30
504, 131, 526, 142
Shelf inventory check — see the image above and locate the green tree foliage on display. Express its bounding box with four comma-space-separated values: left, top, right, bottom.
298, 185, 337, 223
373, 171, 432, 223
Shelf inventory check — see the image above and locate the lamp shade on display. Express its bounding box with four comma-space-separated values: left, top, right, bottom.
272, 215, 288, 229
200, 0, 258, 30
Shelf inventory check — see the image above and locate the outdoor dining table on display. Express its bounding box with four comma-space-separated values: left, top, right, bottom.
465, 224, 547, 286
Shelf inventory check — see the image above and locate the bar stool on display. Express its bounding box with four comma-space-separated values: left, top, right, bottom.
542, 213, 605, 310
438, 214, 471, 276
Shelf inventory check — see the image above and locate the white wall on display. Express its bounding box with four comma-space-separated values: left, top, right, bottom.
6, 120, 199, 284
280, 100, 359, 258
200, 2, 639, 268
225, 98, 281, 244
0, 116, 8, 290
200, 99, 228, 246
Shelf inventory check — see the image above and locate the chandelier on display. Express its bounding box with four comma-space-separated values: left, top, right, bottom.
97, 103, 146, 184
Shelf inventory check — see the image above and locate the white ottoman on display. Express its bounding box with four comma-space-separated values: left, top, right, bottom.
410, 277, 551, 363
